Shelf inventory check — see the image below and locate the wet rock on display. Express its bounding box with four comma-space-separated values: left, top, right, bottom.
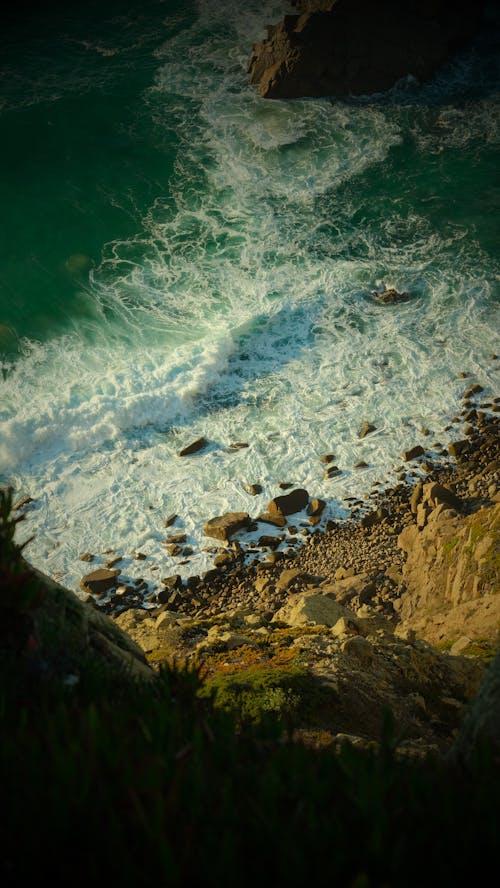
359, 422, 376, 439
80, 568, 120, 598
165, 533, 187, 544
13, 496, 34, 511
320, 453, 335, 464
248, 0, 484, 100
372, 288, 410, 304
257, 512, 287, 528
245, 483, 262, 496
203, 512, 251, 542
307, 498, 326, 517
258, 534, 282, 550
178, 436, 208, 457
79, 552, 94, 563
402, 445, 425, 461
164, 544, 183, 557
161, 574, 183, 591
105, 556, 122, 569
354, 460, 369, 469
214, 551, 237, 567
324, 466, 342, 479
463, 384, 484, 399
267, 488, 309, 517
229, 441, 249, 449
163, 514, 178, 527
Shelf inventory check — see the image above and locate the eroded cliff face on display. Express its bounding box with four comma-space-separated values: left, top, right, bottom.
248, 0, 485, 99
397, 499, 499, 651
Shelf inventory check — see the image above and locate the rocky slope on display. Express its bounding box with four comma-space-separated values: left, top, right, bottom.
248, 0, 486, 99
113, 405, 499, 754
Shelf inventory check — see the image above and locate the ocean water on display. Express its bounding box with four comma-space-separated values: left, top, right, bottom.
1, 0, 499, 598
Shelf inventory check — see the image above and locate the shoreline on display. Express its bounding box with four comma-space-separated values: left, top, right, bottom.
73, 378, 499, 624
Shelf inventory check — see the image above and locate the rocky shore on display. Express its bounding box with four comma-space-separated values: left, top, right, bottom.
102, 384, 499, 755
248, 0, 487, 99
14, 368, 498, 754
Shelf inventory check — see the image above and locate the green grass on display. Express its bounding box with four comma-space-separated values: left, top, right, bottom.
1, 486, 500, 885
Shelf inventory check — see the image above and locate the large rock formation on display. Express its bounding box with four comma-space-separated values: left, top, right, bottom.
396, 500, 500, 648
248, 0, 485, 99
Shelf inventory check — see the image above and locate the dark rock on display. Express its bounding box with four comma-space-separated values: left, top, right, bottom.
324, 467, 342, 479
80, 569, 120, 598
245, 483, 263, 496
161, 574, 183, 591
424, 482, 462, 511
258, 535, 282, 550
178, 437, 208, 457
463, 384, 484, 399
163, 514, 178, 527
267, 488, 309, 517
203, 512, 251, 542
359, 422, 376, 439
248, 0, 485, 100
354, 461, 369, 469
164, 544, 183, 557
228, 441, 249, 449
202, 569, 220, 583
361, 507, 388, 528
134, 552, 147, 561
257, 512, 287, 528
13, 496, 34, 510
372, 288, 410, 304
165, 533, 187, 544
448, 439, 469, 458
214, 551, 236, 567
278, 482, 294, 490
307, 498, 326, 517
320, 453, 335, 464
402, 445, 425, 461
105, 556, 122, 569
79, 552, 94, 563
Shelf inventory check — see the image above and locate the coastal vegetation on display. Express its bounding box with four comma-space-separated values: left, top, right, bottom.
1, 481, 499, 885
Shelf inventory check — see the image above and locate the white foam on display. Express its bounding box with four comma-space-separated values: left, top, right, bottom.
3, 0, 500, 596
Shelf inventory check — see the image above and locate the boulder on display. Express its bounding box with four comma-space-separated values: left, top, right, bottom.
307, 497, 326, 517
248, 0, 485, 100
402, 445, 425, 461
267, 488, 309, 517
178, 437, 208, 457
203, 512, 251, 542
372, 288, 410, 304
359, 422, 376, 439
257, 512, 287, 528
79, 568, 120, 598
272, 591, 351, 627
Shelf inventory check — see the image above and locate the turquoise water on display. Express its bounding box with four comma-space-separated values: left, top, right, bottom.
1, 0, 499, 595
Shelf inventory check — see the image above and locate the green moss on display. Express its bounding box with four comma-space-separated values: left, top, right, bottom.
200, 665, 338, 730
442, 536, 459, 562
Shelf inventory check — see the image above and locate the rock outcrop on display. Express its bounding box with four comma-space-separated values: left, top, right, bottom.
396, 500, 500, 648
248, 0, 485, 99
